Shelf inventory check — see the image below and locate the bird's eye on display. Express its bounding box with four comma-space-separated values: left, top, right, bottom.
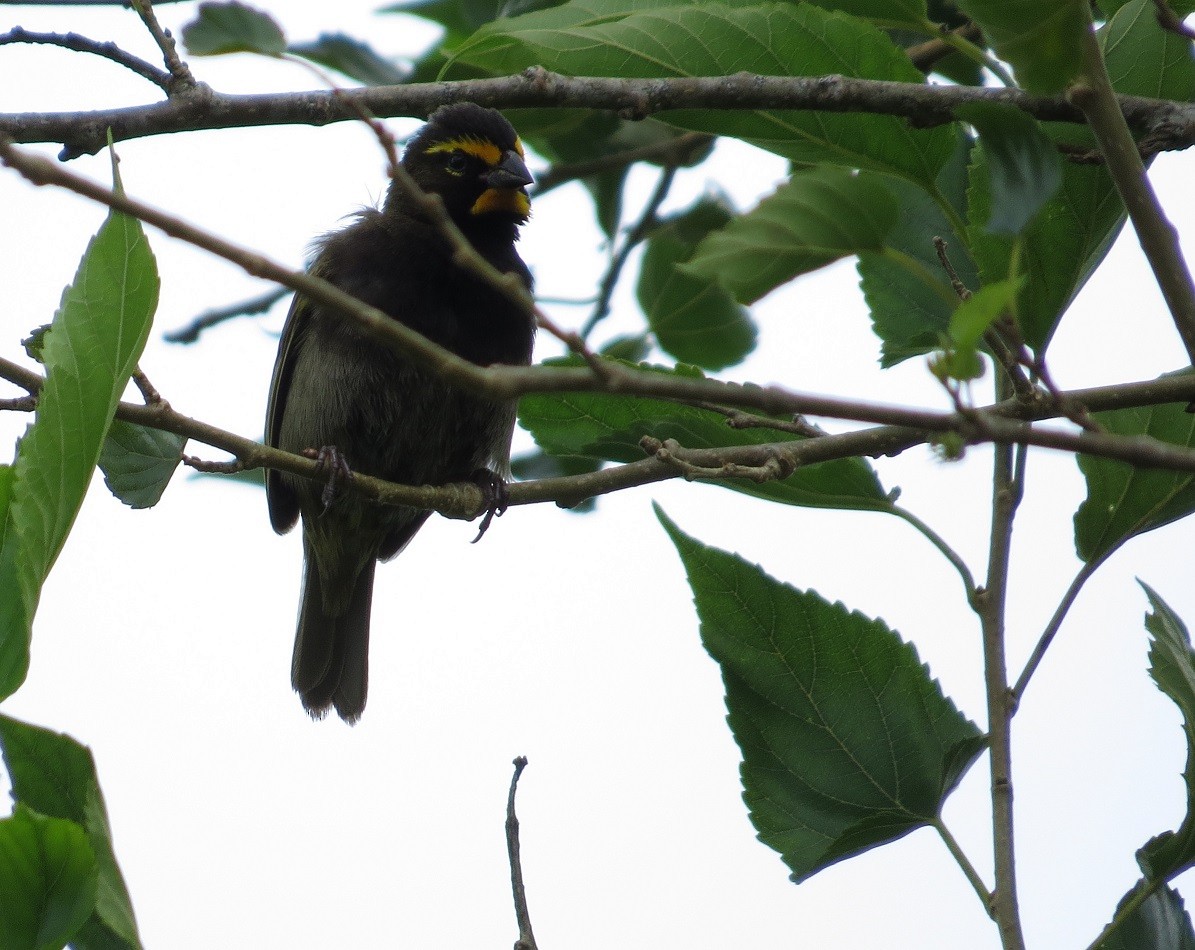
446, 153, 468, 174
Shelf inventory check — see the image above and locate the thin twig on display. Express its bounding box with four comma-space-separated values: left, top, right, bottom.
164, 286, 290, 343
0, 27, 172, 91
505, 757, 537, 950
532, 131, 712, 197
131, 366, 165, 405
128, 0, 194, 91
583, 163, 677, 338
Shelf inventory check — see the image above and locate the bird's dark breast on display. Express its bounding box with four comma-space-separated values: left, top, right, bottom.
284, 212, 534, 493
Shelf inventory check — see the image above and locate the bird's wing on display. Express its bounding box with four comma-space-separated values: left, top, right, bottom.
264, 289, 309, 534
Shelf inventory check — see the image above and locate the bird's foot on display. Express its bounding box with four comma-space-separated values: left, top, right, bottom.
301, 445, 353, 511
469, 468, 509, 543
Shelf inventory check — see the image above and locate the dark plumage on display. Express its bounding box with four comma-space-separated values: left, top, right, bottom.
265, 103, 535, 723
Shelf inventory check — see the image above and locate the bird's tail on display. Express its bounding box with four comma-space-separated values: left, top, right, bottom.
292, 549, 375, 724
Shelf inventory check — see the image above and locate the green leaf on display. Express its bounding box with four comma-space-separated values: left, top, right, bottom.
931, 277, 1021, 382
451, 2, 955, 189
0, 172, 159, 701
860, 128, 977, 367
1104, 0, 1195, 100
0, 806, 97, 950
98, 420, 186, 510
1074, 383, 1195, 564
657, 508, 985, 882
0, 716, 141, 948
953, 0, 1089, 92
967, 143, 1125, 353
287, 33, 408, 85
181, 1, 287, 56
684, 167, 898, 304
638, 197, 757, 370
804, 0, 927, 26
1138, 586, 1195, 880
1095, 881, 1195, 950
956, 103, 1063, 236
519, 358, 892, 512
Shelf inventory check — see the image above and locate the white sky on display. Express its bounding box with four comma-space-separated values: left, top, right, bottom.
2, 3, 1194, 948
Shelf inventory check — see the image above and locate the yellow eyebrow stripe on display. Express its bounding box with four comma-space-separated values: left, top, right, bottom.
425, 136, 501, 166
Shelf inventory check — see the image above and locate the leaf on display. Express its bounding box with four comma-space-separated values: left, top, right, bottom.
0, 716, 141, 948
1095, 881, 1195, 950
638, 197, 757, 370
181, 1, 287, 56
803, 0, 927, 26
657, 508, 985, 882
955, 103, 1063, 236
953, 0, 1089, 92
931, 278, 1022, 382
451, 2, 956, 190
0, 181, 159, 702
967, 142, 1126, 353
1103, 0, 1195, 100
1074, 383, 1195, 564
859, 127, 977, 367
1138, 586, 1195, 880
98, 420, 186, 510
519, 358, 892, 512
0, 806, 97, 950
288, 33, 408, 85
684, 168, 898, 305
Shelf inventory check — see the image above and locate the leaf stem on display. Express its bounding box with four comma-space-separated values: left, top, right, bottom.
933, 817, 994, 911
1011, 559, 1101, 704
892, 506, 979, 607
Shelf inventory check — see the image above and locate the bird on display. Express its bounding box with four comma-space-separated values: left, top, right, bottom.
265, 102, 535, 723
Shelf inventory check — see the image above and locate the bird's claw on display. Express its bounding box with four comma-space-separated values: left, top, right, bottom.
302, 445, 353, 512
469, 468, 509, 543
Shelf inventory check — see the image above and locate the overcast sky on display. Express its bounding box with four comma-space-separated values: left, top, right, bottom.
2, 3, 1195, 948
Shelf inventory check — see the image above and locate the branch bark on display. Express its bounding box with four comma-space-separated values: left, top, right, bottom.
2, 69, 1193, 159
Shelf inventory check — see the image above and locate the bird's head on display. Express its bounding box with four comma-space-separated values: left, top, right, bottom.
398, 103, 533, 227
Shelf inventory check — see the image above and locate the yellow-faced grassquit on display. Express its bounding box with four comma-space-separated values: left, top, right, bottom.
265, 103, 535, 723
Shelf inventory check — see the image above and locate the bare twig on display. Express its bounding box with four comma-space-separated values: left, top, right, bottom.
583, 163, 677, 338
131, 366, 165, 405
533, 131, 712, 197
4, 70, 1193, 160
505, 757, 537, 950
0, 27, 172, 91
128, 0, 195, 91
164, 286, 290, 343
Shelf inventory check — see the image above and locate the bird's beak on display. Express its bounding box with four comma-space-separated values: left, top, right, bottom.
485, 151, 534, 190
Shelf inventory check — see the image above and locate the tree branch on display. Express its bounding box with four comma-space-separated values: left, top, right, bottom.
3, 69, 1193, 160
0, 27, 173, 91
1071, 21, 1195, 365
979, 377, 1026, 950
